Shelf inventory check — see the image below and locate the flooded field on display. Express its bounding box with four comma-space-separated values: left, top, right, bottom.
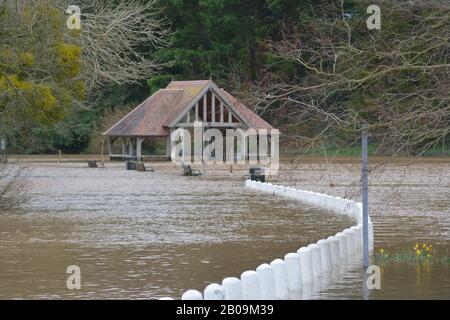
0, 158, 449, 299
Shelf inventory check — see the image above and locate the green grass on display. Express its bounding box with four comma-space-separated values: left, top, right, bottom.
283, 144, 450, 157
420, 146, 450, 157
288, 144, 378, 157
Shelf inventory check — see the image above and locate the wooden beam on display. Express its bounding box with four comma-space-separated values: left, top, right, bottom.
212, 93, 215, 123
101, 139, 105, 166
107, 136, 112, 155
175, 122, 243, 128
136, 137, 144, 161
129, 138, 133, 156
220, 100, 224, 123
166, 132, 172, 158
195, 102, 199, 121
168, 84, 210, 127
203, 96, 206, 122
228, 108, 232, 123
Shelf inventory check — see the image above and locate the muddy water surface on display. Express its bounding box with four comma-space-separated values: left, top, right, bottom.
0, 159, 449, 299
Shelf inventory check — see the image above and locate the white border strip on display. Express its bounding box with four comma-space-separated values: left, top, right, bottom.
161, 180, 374, 300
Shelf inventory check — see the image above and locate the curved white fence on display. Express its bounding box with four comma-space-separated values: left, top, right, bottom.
161, 180, 374, 300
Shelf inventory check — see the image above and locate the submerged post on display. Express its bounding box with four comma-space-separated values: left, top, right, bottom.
361, 123, 369, 268
0, 136, 6, 163
101, 138, 105, 167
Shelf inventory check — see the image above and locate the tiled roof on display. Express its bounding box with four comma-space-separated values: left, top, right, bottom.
220, 89, 273, 131
104, 80, 275, 136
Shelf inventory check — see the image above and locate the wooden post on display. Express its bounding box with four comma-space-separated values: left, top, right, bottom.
220, 100, 224, 123
166, 132, 172, 160
203, 97, 207, 123
107, 136, 112, 156
121, 138, 125, 159
195, 102, 199, 121
58, 150, 62, 164
212, 94, 216, 123
136, 137, 144, 161
202, 159, 206, 176
129, 138, 133, 158
0, 136, 7, 163
181, 130, 185, 162
101, 138, 105, 167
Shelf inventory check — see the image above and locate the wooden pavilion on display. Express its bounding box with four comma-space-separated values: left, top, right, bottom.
103, 80, 277, 161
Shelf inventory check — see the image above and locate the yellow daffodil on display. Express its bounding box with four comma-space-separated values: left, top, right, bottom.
416, 250, 421, 256
422, 244, 426, 249
379, 248, 384, 254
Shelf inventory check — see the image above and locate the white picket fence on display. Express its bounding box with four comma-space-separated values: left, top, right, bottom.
160, 180, 373, 300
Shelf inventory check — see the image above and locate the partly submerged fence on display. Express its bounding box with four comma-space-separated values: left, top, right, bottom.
160, 180, 374, 300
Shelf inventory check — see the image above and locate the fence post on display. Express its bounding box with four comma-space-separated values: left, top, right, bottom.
316, 239, 332, 272
307, 244, 323, 278
297, 247, 313, 284
284, 253, 302, 291
204, 283, 225, 300
270, 259, 289, 299
182, 289, 203, 300
361, 123, 369, 268
0, 136, 6, 163
101, 138, 105, 167
222, 277, 243, 300
256, 263, 276, 300
241, 270, 261, 300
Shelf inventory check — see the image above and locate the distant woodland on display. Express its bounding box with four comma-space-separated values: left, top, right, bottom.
1, 0, 449, 156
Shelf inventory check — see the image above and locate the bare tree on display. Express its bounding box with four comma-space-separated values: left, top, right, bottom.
0, 0, 171, 150
59, 0, 171, 91
251, 0, 450, 157
0, 0, 172, 210
0, 162, 29, 212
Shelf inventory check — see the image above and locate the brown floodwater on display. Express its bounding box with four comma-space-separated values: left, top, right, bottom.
0, 159, 449, 299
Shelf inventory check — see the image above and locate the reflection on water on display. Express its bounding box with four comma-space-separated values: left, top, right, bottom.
0, 159, 449, 299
